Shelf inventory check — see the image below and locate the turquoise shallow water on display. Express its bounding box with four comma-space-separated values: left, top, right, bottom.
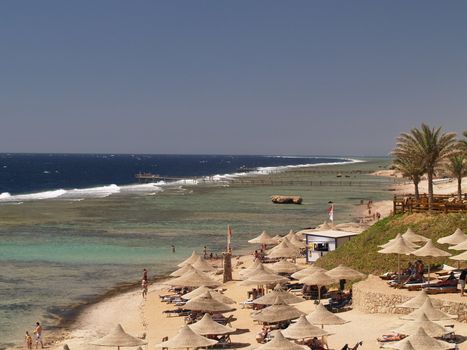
0, 158, 393, 348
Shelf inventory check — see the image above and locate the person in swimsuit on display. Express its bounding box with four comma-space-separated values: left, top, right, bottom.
34, 322, 43, 349
25, 331, 33, 350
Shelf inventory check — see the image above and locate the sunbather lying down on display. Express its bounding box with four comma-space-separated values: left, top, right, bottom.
377, 332, 406, 342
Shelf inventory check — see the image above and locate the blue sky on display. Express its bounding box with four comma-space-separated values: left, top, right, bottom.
1, 1, 466, 155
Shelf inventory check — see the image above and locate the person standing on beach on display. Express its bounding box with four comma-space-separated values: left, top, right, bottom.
143, 268, 148, 282
34, 322, 43, 349
460, 269, 467, 296
25, 331, 33, 350
171, 244, 176, 253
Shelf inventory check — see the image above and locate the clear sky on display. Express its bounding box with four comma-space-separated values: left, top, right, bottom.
1, 1, 466, 156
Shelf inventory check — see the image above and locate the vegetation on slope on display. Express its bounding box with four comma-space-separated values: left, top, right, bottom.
315, 213, 467, 274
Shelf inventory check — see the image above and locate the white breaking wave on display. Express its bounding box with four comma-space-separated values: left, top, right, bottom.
0, 157, 363, 204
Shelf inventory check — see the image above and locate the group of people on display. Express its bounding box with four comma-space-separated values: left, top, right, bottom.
400, 260, 425, 285
25, 322, 43, 350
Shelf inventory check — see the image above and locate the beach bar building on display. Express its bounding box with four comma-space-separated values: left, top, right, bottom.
299, 229, 359, 263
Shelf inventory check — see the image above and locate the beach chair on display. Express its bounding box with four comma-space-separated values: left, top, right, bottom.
161, 336, 168, 350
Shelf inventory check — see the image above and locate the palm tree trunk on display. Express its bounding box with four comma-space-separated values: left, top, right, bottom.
414, 180, 420, 200
427, 169, 433, 210
458, 176, 462, 201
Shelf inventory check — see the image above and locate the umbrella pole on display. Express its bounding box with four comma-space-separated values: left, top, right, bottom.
397, 254, 400, 283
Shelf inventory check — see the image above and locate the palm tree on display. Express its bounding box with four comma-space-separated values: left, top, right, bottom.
393, 124, 457, 209
446, 154, 467, 201
392, 155, 425, 200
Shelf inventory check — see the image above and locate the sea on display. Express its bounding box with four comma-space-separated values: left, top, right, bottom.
0, 154, 393, 348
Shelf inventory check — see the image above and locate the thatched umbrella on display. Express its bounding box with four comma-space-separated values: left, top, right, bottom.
90, 324, 147, 350
289, 235, 306, 249
378, 235, 415, 282
240, 261, 274, 279
166, 268, 220, 288
299, 271, 337, 301
396, 290, 429, 309
251, 296, 305, 323
170, 264, 197, 277
184, 291, 235, 313
254, 331, 308, 350
253, 284, 305, 305
393, 312, 450, 337
379, 233, 419, 250
285, 230, 297, 240
383, 327, 452, 350
248, 231, 278, 245
177, 251, 200, 267
306, 303, 347, 329
438, 228, 467, 245
156, 325, 218, 349
190, 256, 215, 272
240, 264, 289, 287
282, 315, 331, 340
400, 298, 456, 321
410, 240, 451, 285
402, 228, 429, 244
182, 286, 235, 304
326, 265, 366, 281
270, 260, 301, 274
291, 266, 327, 280
189, 313, 235, 335
268, 240, 300, 259
272, 235, 283, 242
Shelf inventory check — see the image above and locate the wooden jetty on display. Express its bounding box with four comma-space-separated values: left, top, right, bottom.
393, 194, 467, 214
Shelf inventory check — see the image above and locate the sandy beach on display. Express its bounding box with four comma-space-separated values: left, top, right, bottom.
23, 173, 467, 350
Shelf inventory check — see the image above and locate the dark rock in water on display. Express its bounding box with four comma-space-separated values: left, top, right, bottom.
271, 195, 302, 204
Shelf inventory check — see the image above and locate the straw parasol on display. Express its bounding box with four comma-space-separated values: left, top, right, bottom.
189, 313, 235, 335
410, 240, 451, 285
240, 264, 289, 286
379, 233, 420, 250
400, 298, 456, 321
182, 286, 235, 304
272, 235, 283, 242
402, 228, 430, 244
190, 256, 215, 272
289, 235, 306, 249
156, 325, 218, 349
184, 291, 235, 313
306, 303, 347, 328
396, 290, 430, 309
393, 312, 450, 337
166, 268, 220, 288
291, 266, 327, 280
268, 240, 301, 259
240, 261, 274, 279
383, 327, 452, 350
378, 235, 415, 283
395, 340, 416, 350
90, 324, 147, 350
253, 284, 305, 305
285, 230, 297, 240
170, 264, 197, 277
254, 331, 308, 350
282, 315, 331, 340
326, 265, 366, 281
438, 228, 467, 245
177, 251, 200, 267
270, 260, 301, 274
248, 231, 278, 245
251, 296, 305, 323
299, 271, 337, 301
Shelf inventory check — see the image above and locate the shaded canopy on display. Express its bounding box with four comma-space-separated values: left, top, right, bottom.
240, 261, 274, 279
182, 286, 235, 304
410, 240, 451, 258
267, 240, 300, 259
254, 331, 308, 350
184, 291, 235, 313
291, 266, 327, 280
282, 315, 331, 339
289, 235, 306, 249
240, 264, 289, 286
397, 290, 429, 309
326, 265, 366, 281
450, 234, 467, 250
299, 270, 336, 286
251, 296, 305, 323
177, 251, 200, 267
379, 233, 419, 250
170, 263, 197, 277
190, 256, 215, 272
189, 313, 235, 335
437, 228, 467, 245
270, 260, 301, 274
248, 231, 278, 245
378, 235, 416, 254
306, 303, 347, 326
166, 268, 220, 288
393, 312, 450, 337
400, 298, 456, 321
156, 325, 218, 349
384, 327, 452, 350
90, 324, 147, 347
402, 228, 430, 244
450, 250, 467, 261
253, 284, 305, 305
